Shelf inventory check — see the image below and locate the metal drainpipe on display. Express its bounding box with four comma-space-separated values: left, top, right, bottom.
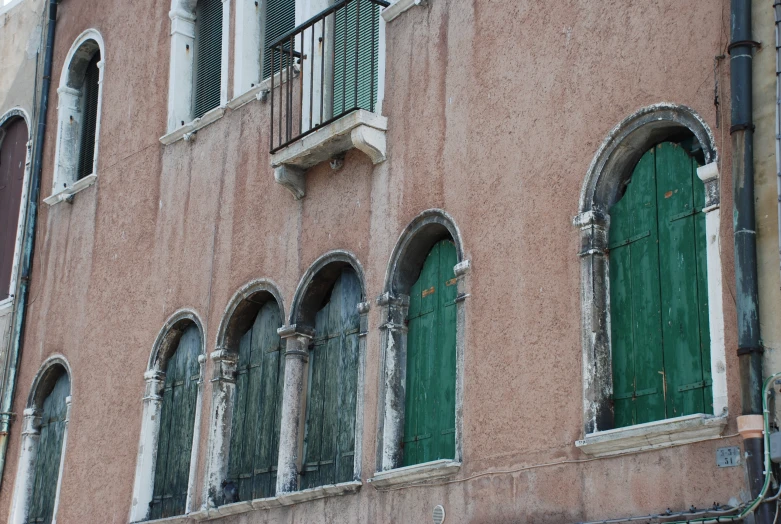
0, 0, 58, 491
730, 0, 771, 521
775, 1, 781, 294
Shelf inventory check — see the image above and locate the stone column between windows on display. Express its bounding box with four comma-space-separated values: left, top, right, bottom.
275, 325, 315, 494
167, 8, 196, 131
8, 408, 41, 524
697, 162, 727, 416
50, 396, 72, 523
354, 301, 370, 480
573, 209, 612, 434
376, 293, 409, 472
185, 354, 207, 514
91, 59, 105, 178
129, 370, 165, 522
203, 348, 238, 508
54, 86, 81, 190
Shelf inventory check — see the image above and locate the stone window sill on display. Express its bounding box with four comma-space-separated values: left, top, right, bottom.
188, 481, 361, 521
130, 514, 193, 524
271, 109, 387, 199
160, 67, 299, 146
43, 173, 97, 206
575, 413, 729, 458
368, 460, 461, 488
381, 0, 427, 22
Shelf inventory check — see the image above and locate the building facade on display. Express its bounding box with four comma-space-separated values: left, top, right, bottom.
2, 0, 780, 522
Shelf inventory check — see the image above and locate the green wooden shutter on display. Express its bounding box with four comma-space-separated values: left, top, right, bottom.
333, 0, 380, 115
609, 142, 711, 428
150, 325, 200, 519
226, 301, 284, 502
402, 240, 457, 467
28, 373, 70, 524
262, 0, 296, 80
301, 268, 361, 490
193, 0, 223, 119
76, 52, 100, 181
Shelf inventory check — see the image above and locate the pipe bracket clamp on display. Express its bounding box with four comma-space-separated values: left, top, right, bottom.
737, 346, 765, 356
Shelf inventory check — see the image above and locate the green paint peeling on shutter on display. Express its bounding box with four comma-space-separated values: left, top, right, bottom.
609, 142, 711, 428
193, 0, 223, 119
76, 52, 100, 181
28, 373, 70, 524
263, 0, 295, 80
403, 240, 457, 467
150, 325, 200, 520
333, 0, 380, 115
227, 301, 284, 502
301, 268, 361, 490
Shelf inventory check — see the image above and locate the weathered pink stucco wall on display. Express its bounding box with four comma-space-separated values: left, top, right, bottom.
0, 0, 744, 522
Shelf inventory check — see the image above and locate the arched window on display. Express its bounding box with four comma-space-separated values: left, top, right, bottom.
609, 141, 710, 427
372, 210, 468, 486
402, 239, 457, 466
9, 357, 72, 524
46, 30, 104, 204
150, 324, 201, 519
226, 299, 284, 502
0, 114, 28, 301
129, 311, 205, 522
192, 0, 223, 119
300, 267, 362, 489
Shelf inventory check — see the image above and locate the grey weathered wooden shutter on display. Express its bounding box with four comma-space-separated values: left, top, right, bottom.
227, 301, 284, 503
76, 52, 100, 181
301, 268, 361, 490
28, 373, 70, 524
333, 0, 380, 115
262, 0, 295, 80
150, 325, 201, 520
193, 0, 223, 119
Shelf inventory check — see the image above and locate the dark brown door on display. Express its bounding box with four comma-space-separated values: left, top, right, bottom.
0, 117, 28, 300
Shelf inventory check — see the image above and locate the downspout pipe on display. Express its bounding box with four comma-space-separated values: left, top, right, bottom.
730, 0, 771, 522
0, 0, 58, 491
775, 1, 781, 292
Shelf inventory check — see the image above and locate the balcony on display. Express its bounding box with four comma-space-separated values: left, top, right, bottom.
268, 0, 389, 199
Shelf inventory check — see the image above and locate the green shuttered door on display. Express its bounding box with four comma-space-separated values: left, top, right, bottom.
263, 0, 296, 80
150, 325, 201, 520
403, 240, 457, 467
301, 268, 361, 489
193, 0, 223, 119
609, 142, 711, 428
333, 0, 380, 115
28, 373, 70, 524
227, 301, 284, 502
76, 52, 100, 181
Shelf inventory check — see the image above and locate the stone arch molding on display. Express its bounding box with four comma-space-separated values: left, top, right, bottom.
130, 309, 207, 522
9, 355, 73, 524
373, 210, 470, 482
47, 29, 106, 204
0, 108, 33, 309
574, 103, 726, 439
203, 279, 286, 509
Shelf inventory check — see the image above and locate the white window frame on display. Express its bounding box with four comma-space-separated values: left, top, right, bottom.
45, 29, 105, 206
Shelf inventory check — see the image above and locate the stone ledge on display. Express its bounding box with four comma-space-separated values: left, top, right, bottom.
575, 413, 729, 458
187, 481, 361, 521
43, 173, 97, 206
130, 514, 194, 524
368, 460, 461, 488
270, 109, 387, 199
160, 106, 226, 145
381, 0, 427, 22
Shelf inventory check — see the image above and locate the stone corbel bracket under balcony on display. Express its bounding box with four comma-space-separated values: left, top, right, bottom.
270, 109, 387, 200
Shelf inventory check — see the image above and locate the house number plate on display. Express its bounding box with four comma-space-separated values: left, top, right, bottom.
716, 446, 741, 468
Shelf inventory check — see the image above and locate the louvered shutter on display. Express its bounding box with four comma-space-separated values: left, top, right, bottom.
333, 0, 380, 115
150, 325, 200, 520
28, 373, 70, 524
226, 301, 284, 503
609, 142, 711, 428
301, 269, 361, 490
76, 52, 100, 181
263, 0, 295, 80
402, 240, 457, 467
193, 0, 223, 119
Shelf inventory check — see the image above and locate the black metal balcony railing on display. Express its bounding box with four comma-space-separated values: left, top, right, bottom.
269, 0, 389, 154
